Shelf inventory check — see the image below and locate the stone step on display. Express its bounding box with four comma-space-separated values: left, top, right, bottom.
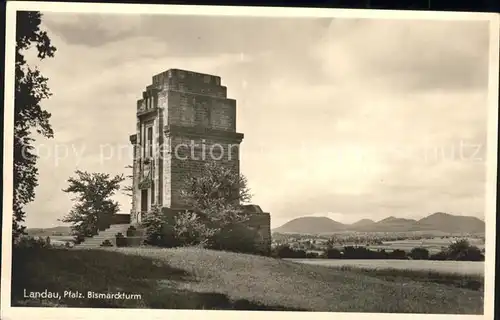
75, 224, 133, 247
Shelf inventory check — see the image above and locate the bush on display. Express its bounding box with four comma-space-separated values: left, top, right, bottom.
272, 245, 307, 258
409, 247, 429, 260
447, 239, 485, 261
100, 240, 113, 247
142, 206, 218, 248
210, 223, 261, 254
142, 205, 169, 246
126, 226, 137, 237
75, 234, 86, 244
305, 252, 319, 258
325, 248, 342, 259
15, 236, 52, 249
115, 233, 127, 247
388, 249, 407, 259
429, 250, 448, 261
172, 211, 218, 248
429, 240, 485, 261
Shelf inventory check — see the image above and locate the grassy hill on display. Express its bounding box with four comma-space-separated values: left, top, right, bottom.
12, 247, 483, 313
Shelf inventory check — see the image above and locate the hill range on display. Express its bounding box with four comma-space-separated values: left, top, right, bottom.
28, 213, 485, 237
273, 212, 485, 234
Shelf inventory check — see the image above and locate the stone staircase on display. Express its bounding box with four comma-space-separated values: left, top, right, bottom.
75, 224, 131, 248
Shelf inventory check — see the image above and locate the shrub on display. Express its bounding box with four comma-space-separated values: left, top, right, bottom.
15, 236, 52, 249
305, 252, 319, 258
115, 233, 127, 247
142, 205, 168, 246
429, 250, 448, 261
272, 245, 307, 258
388, 249, 408, 260
100, 240, 113, 247
75, 234, 86, 244
126, 226, 137, 237
409, 247, 430, 260
325, 248, 342, 259
142, 206, 218, 248
446, 239, 484, 261
172, 211, 218, 248
210, 223, 265, 254
429, 240, 485, 261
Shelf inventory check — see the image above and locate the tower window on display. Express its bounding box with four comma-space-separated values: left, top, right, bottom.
146, 126, 153, 158
204, 75, 211, 84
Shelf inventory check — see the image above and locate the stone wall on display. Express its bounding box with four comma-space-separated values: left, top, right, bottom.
166, 91, 236, 131
160, 69, 243, 209
167, 134, 241, 208
241, 212, 272, 256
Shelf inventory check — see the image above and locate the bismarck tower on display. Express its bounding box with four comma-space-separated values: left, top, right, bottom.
129, 69, 271, 255
129, 69, 245, 222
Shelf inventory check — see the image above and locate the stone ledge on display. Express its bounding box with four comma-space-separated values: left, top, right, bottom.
164, 125, 244, 142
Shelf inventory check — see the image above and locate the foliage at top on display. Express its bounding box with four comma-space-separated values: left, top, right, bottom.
180, 161, 252, 226
13, 11, 57, 240
61, 170, 124, 239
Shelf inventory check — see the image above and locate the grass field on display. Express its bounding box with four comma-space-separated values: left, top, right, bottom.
11, 247, 484, 313
289, 259, 484, 275
325, 237, 485, 254
374, 238, 485, 253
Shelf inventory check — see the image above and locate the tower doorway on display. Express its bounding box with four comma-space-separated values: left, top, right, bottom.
141, 189, 148, 214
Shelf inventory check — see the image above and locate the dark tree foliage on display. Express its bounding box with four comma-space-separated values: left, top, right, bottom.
409, 247, 430, 260
180, 161, 252, 226
325, 247, 342, 259
13, 11, 56, 239
61, 171, 124, 239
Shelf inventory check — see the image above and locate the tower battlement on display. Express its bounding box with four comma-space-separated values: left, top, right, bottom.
137, 69, 227, 103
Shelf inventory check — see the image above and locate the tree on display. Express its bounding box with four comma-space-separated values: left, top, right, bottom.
409, 247, 430, 260
180, 161, 252, 226
446, 239, 485, 261
13, 11, 57, 240
61, 170, 124, 240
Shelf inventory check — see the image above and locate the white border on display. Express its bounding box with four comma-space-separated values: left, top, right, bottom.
2, 2, 499, 320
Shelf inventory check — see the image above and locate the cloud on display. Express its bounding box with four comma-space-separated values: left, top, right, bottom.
316, 18, 489, 91
20, 13, 491, 229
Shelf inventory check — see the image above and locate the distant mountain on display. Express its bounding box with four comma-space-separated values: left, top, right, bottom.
355, 216, 418, 232
349, 219, 375, 228
415, 212, 485, 234
26, 226, 72, 237
273, 216, 346, 234
272, 212, 485, 234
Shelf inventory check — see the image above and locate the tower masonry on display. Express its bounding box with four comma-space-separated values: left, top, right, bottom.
129, 69, 244, 223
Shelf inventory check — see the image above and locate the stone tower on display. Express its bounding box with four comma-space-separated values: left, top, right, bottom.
129, 69, 244, 223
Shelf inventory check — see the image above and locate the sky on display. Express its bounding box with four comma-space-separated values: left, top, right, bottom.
20, 11, 492, 229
